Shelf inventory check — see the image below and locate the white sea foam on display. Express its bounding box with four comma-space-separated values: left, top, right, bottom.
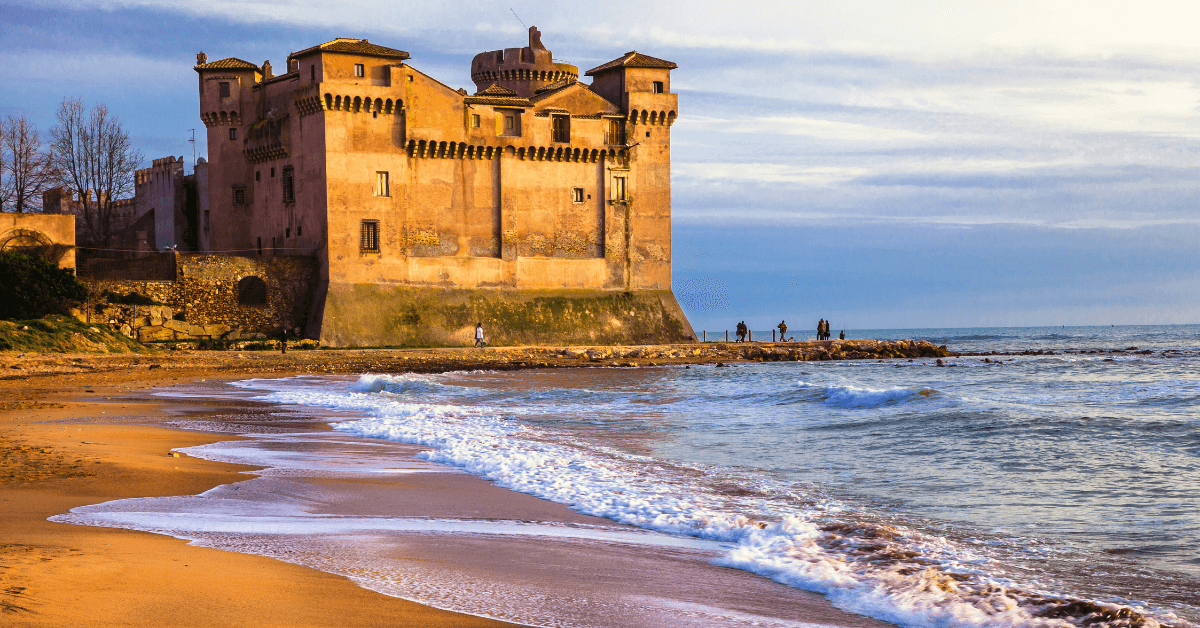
798, 381, 934, 408
234, 373, 1152, 628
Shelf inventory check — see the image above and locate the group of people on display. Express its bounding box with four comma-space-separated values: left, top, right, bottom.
734, 320, 750, 342
816, 319, 843, 340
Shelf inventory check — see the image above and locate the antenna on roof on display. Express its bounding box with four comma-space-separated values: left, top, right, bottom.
510, 8, 527, 30
188, 129, 196, 173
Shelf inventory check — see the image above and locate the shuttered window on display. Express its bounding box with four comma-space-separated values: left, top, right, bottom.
360, 220, 380, 252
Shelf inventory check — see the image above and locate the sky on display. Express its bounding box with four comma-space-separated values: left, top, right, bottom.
4, 0, 1200, 331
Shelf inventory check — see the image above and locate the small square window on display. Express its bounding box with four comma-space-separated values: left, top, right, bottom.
572, 188, 584, 203
229, 128, 237, 140
472, 114, 481, 128
219, 81, 230, 97
376, 171, 390, 197
354, 63, 364, 78
233, 186, 246, 204
360, 220, 380, 252
653, 81, 664, 94
646, 131, 650, 138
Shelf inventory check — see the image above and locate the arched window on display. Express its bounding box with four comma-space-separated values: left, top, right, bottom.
238, 276, 267, 305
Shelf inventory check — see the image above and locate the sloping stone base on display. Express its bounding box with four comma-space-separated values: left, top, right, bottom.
316, 283, 696, 347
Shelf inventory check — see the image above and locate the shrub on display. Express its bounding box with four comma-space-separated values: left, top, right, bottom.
0, 251, 89, 320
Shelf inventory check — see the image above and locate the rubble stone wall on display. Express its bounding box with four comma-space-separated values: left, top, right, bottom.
81, 253, 317, 343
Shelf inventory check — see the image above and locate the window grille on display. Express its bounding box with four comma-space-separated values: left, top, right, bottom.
282, 166, 295, 204
233, 186, 246, 204
605, 119, 625, 145
360, 221, 380, 252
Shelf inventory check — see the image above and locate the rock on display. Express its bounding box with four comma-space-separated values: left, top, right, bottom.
163, 319, 190, 333
138, 326, 176, 342
167, 452, 180, 457
88, 327, 100, 333
119, 324, 132, 337
936, 359, 945, 367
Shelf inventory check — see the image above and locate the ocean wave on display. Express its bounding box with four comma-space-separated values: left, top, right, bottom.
351, 372, 457, 396
798, 381, 937, 408
239, 375, 1173, 628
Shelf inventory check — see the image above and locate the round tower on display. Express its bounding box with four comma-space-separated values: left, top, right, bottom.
470, 27, 579, 97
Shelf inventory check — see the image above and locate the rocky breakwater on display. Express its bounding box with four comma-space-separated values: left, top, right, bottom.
559, 339, 952, 366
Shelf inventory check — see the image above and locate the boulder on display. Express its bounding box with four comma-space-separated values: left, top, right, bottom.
138, 326, 176, 342
163, 319, 190, 333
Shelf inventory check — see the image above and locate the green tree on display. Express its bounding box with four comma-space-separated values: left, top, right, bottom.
0, 250, 89, 320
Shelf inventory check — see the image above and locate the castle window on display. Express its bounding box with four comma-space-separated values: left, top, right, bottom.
612, 176, 627, 202
605, 119, 625, 145
552, 115, 570, 143
572, 187, 584, 203
375, 171, 390, 197
238, 276, 268, 305
360, 220, 380, 252
472, 114, 481, 128
310, 65, 316, 82
219, 82, 230, 98
500, 112, 521, 137
297, 224, 302, 236
256, 171, 261, 182
271, 167, 275, 177
282, 166, 295, 204
229, 128, 237, 140
354, 63, 364, 78
286, 227, 291, 238
232, 185, 246, 204
257, 236, 262, 255
653, 81, 664, 94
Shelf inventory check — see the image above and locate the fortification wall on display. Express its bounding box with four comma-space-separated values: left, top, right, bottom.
81, 253, 316, 342
316, 283, 695, 347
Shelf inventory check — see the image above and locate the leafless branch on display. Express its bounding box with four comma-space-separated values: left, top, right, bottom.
0, 116, 57, 213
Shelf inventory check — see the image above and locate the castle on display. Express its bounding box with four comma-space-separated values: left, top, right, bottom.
194, 28, 694, 346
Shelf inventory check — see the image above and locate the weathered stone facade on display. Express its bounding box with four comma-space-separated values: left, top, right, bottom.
195, 27, 694, 346
0, 213, 76, 269
81, 253, 316, 342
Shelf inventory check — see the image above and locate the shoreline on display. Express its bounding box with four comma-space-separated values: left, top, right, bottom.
0, 352, 897, 627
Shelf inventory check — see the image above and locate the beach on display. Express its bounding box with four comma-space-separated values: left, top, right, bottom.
0, 346, 898, 627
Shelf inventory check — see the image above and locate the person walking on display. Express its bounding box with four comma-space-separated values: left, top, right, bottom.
777, 320, 788, 342
474, 322, 484, 348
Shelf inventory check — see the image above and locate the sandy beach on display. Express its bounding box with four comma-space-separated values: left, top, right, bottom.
0, 347, 897, 627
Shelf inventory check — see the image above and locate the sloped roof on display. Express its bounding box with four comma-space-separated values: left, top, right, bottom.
195, 57, 260, 72
290, 38, 410, 60
534, 78, 575, 95
464, 83, 531, 107
585, 51, 677, 76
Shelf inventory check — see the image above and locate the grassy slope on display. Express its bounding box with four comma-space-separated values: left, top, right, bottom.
0, 316, 153, 354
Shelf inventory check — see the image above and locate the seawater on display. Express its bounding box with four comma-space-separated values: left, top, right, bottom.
58, 325, 1200, 628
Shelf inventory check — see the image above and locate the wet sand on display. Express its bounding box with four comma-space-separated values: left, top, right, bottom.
0, 350, 896, 627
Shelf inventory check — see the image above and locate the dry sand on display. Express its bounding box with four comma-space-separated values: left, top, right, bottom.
0, 348, 894, 627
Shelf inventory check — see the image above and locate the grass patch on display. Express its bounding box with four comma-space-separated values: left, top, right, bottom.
0, 315, 155, 354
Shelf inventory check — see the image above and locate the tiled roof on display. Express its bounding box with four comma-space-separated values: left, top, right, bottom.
476, 84, 518, 96
290, 38, 410, 60
584, 51, 677, 76
195, 57, 260, 71
534, 78, 575, 94
464, 83, 532, 106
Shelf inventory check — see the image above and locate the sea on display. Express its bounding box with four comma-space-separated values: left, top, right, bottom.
54, 325, 1200, 628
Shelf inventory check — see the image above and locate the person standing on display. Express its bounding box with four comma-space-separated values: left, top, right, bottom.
817, 319, 824, 341
474, 322, 484, 348
778, 320, 788, 342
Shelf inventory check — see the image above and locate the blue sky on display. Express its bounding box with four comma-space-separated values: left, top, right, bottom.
5, 0, 1200, 331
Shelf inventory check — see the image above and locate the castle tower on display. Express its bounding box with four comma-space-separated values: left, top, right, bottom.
470, 26, 579, 97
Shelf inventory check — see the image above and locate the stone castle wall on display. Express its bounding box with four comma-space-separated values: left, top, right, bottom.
81, 253, 316, 342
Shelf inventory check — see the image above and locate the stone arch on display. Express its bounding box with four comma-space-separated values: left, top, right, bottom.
436, 141, 447, 158
407, 140, 417, 157
667, 111, 676, 126
641, 110, 649, 125
629, 109, 639, 125
385, 98, 393, 114
324, 93, 333, 110
352, 96, 362, 113
418, 139, 428, 157
237, 276, 268, 306
650, 111, 659, 125
504, 145, 516, 156
374, 98, 384, 113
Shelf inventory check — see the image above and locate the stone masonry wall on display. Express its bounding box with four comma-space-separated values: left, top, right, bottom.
81, 253, 317, 343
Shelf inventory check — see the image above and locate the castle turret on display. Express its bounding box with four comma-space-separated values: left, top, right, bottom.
470, 27, 579, 97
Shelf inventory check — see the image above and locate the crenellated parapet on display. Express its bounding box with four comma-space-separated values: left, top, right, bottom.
200, 110, 241, 127
628, 108, 677, 126
404, 139, 627, 164
322, 93, 403, 114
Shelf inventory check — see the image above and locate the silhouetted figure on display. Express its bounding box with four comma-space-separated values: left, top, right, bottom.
839, 329, 845, 340
736, 321, 747, 343
777, 320, 787, 342
280, 328, 288, 354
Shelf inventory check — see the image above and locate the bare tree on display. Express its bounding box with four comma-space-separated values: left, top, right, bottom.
0, 116, 57, 213
49, 98, 143, 246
